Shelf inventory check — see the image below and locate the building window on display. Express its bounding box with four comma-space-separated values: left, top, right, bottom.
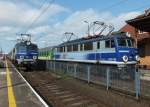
84, 42, 93, 51
138, 44, 145, 57
138, 30, 147, 34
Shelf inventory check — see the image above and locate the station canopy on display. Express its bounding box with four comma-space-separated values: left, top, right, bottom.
126, 9, 150, 32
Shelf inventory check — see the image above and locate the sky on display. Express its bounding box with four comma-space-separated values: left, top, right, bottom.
0, 0, 150, 53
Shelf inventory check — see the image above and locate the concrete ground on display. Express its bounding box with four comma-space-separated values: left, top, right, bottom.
0, 60, 46, 107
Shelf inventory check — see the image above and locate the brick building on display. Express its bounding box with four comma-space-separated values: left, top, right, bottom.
120, 9, 150, 69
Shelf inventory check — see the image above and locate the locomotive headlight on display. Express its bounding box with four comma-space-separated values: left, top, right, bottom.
27, 41, 31, 45
20, 56, 24, 59
122, 55, 128, 63
33, 56, 37, 59
135, 55, 140, 61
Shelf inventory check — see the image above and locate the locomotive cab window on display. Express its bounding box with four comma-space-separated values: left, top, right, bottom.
117, 38, 135, 47
127, 39, 135, 47
28, 45, 38, 51
105, 40, 115, 48
18, 45, 26, 52
117, 38, 127, 47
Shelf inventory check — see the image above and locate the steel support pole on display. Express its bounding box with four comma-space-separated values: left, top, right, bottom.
67, 63, 69, 74
46, 60, 48, 71
87, 66, 91, 83
53, 61, 56, 72
74, 64, 77, 78
135, 67, 140, 99
107, 67, 110, 90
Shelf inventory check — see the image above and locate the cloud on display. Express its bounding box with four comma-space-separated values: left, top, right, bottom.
0, 1, 69, 27
0, 1, 141, 52
0, 0, 69, 52
109, 11, 141, 30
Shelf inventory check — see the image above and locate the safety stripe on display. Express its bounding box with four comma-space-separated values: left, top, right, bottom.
6, 60, 17, 107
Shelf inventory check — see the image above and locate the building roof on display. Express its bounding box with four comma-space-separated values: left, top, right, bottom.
126, 8, 150, 32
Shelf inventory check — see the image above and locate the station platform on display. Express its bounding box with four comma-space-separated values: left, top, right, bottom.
0, 60, 48, 107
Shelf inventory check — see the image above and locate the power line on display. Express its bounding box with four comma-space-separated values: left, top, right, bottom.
19, 0, 48, 33
128, 4, 150, 12
9, 0, 48, 34
24, 0, 55, 34
99, 0, 129, 12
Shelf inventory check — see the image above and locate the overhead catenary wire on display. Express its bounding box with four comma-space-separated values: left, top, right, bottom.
23, 0, 150, 44
99, 0, 129, 12
127, 4, 150, 12
8, 0, 49, 38
14, 0, 150, 36
24, 0, 54, 34
22, 0, 48, 29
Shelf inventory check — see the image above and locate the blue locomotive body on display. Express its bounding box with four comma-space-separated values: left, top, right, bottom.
53, 33, 139, 66
11, 41, 38, 65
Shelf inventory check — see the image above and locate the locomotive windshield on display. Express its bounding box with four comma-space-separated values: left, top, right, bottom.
28, 45, 38, 51
17, 45, 26, 52
16, 44, 38, 53
117, 38, 135, 47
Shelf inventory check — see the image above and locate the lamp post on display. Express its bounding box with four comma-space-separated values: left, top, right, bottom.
84, 21, 90, 36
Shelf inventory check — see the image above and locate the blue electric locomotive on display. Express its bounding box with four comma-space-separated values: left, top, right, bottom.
53, 32, 139, 66
11, 41, 38, 67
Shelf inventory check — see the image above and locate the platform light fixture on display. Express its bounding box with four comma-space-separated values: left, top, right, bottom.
84, 20, 90, 36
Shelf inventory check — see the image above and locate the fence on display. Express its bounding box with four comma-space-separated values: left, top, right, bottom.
140, 69, 150, 98
46, 60, 145, 99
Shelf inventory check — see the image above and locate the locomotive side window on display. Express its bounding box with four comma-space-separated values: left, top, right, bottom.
97, 41, 100, 49
84, 42, 93, 51
80, 44, 84, 51
100, 41, 105, 49
67, 45, 72, 52
54, 48, 57, 52
105, 40, 110, 48
111, 40, 115, 48
73, 44, 78, 51
60, 47, 63, 52
57, 48, 59, 52
46, 51, 48, 56
63, 46, 66, 52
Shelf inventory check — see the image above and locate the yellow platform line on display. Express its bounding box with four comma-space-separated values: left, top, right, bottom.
6, 60, 17, 107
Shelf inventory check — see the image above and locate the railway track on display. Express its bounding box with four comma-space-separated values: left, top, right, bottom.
11, 60, 150, 107
20, 71, 107, 107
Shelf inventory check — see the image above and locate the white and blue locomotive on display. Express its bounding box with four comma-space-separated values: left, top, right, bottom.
53, 32, 140, 66
10, 41, 38, 67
